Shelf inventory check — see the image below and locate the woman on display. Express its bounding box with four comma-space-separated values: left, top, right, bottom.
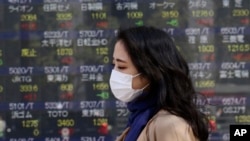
109, 26, 209, 141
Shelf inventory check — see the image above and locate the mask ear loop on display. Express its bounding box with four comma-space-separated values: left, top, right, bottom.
141, 83, 150, 90
132, 73, 141, 78
132, 73, 150, 91
130, 73, 141, 90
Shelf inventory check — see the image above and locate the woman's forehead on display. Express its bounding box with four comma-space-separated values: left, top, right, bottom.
113, 40, 130, 60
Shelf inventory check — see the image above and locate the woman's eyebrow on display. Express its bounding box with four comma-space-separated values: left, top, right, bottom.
113, 57, 127, 63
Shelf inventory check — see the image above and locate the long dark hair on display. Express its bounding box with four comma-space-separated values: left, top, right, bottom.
116, 26, 209, 141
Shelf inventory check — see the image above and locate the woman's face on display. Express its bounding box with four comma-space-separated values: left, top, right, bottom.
112, 40, 149, 89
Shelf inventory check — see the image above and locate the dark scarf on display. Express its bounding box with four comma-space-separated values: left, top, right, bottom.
125, 93, 159, 141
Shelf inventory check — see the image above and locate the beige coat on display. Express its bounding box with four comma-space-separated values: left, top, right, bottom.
116, 110, 198, 141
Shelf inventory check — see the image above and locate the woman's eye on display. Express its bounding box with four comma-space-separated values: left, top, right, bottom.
118, 66, 126, 69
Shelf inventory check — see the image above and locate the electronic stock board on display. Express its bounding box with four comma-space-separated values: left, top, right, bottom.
0, 0, 249, 141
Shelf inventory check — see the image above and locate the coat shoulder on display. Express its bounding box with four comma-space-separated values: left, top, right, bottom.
149, 110, 188, 128
138, 110, 198, 141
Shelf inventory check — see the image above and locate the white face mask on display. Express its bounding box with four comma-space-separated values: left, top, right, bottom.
109, 69, 148, 102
